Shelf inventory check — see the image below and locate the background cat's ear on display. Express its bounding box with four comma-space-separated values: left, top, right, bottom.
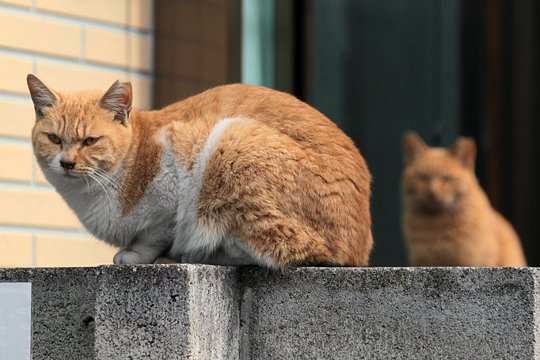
99, 80, 132, 125
403, 132, 427, 164
451, 137, 476, 170
27, 74, 57, 118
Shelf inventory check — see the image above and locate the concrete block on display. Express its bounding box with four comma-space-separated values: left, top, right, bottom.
0, 267, 97, 360
239, 267, 539, 360
94, 265, 239, 360
535, 273, 540, 357
186, 265, 240, 360
0, 265, 538, 359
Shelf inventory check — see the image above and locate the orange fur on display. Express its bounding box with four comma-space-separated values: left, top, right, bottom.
29, 75, 373, 267
401, 132, 527, 267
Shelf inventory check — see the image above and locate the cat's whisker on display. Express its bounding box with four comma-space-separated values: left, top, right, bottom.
87, 173, 114, 207
93, 169, 121, 191
91, 169, 132, 206
87, 169, 134, 209
82, 175, 91, 193
91, 172, 122, 199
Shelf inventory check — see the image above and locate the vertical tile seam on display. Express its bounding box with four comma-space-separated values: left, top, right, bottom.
30, 149, 36, 187
125, 0, 131, 70
31, 231, 35, 267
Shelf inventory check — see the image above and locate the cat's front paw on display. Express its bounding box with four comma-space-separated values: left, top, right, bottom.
113, 249, 151, 265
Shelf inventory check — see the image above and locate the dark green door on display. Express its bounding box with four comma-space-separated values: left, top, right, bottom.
305, 0, 462, 265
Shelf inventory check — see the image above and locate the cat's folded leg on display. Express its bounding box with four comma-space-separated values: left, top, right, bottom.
113, 234, 171, 265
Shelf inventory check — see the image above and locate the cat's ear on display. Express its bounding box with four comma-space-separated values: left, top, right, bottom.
99, 80, 132, 125
403, 132, 427, 164
27, 74, 58, 118
451, 137, 476, 170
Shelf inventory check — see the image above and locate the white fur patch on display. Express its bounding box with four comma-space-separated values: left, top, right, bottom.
168, 117, 276, 266
169, 117, 242, 257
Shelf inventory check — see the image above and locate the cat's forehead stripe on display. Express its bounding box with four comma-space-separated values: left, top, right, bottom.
56, 112, 91, 143
429, 149, 447, 156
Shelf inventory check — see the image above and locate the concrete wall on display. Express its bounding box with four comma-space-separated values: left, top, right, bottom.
0, 265, 538, 359
0, 0, 154, 267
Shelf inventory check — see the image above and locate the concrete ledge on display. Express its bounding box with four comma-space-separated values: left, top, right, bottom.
0, 267, 96, 359
240, 267, 539, 359
0, 266, 538, 359
94, 265, 239, 359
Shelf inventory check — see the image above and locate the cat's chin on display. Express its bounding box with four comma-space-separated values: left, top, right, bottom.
413, 200, 455, 215
62, 173, 82, 180
49, 172, 85, 184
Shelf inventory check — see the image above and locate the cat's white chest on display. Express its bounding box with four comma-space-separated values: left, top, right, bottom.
50, 150, 185, 248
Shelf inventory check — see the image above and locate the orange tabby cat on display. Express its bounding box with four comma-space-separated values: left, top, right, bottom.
27, 74, 373, 268
401, 132, 526, 267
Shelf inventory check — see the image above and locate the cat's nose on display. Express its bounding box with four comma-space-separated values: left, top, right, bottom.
60, 160, 76, 171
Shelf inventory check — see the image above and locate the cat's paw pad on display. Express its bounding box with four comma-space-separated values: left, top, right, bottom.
113, 249, 147, 265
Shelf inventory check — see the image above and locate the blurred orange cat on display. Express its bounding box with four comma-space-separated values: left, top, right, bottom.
401, 132, 526, 267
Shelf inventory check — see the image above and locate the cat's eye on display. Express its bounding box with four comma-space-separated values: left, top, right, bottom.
83, 137, 100, 147
47, 133, 61, 145
416, 173, 430, 181
441, 175, 454, 183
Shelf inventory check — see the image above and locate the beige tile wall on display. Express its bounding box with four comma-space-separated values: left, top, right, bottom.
0, 0, 154, 267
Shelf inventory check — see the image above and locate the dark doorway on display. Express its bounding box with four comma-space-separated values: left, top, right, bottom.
298, 0, 540, 266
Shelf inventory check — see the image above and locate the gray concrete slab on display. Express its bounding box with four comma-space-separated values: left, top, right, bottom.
0, 265, 538, 359
239, 267, 539, 360
534, 272, 540, 359
0, 267, 97, 360
93, 265, 191, 359
94, 264, 239, 360
186, 265, 240, 360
